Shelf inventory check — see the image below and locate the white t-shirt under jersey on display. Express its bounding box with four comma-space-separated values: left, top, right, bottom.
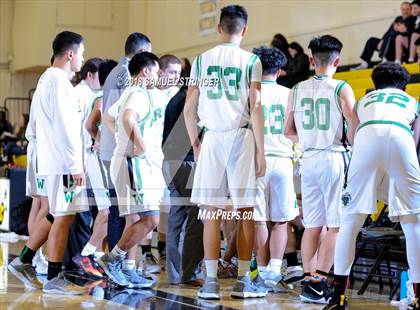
292, 75, 348, 153
261, 80, 293, 157
108, 86, 153, 157
356, 88, 418, 134
191, 42, 262, 131
31, 67, 83, 175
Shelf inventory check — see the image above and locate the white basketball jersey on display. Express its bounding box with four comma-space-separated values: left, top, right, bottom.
261, 81, 293, 157
191, 42, 262, 131
356, 88, 418, 135
292, 75, 347, 152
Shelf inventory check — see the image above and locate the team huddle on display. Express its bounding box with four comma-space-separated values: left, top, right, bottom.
6, 4, 420, 310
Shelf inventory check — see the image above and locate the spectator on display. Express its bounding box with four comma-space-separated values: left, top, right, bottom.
353, 1, 415, 70
396, 0, 420, 63
416, 36, 420, 64
271, 33, 290, 60
0, 111, 12, 139
2, 113, 29, 164
277, 42, 310, 88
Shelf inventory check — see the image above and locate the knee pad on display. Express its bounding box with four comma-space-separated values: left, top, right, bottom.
46, 213, 54, 224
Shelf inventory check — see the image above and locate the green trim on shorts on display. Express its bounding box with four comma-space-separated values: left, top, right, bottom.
357, 120, 413, 136
133, 157, 143, 202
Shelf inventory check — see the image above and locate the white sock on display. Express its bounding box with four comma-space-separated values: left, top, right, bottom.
359, 60, 368, 68
395, 59, 402, 64
269, 259, 283, 274
258, 265, 268, 274
109, 245, 127, 261
94, 251, 105, 260
81, 242, 96, 257
238, 260, 250, 277
122, 259, 136, 271
205, 260, 218, 278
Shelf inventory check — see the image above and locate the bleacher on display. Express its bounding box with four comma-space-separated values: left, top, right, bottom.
333, 63, 420, 100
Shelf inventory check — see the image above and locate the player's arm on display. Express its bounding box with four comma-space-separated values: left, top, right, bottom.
122, 108, 147, 156
85, 97, 102, 140
103, 101, 117, 134
340, 84, 359, 146
413, 111, 420, 153
285, 87, 298, 142
184, 85, 200, 161
249, 81, 266, 177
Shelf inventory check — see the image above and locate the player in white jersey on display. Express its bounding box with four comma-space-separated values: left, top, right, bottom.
24, 98, 48, 276
184, 5, 267, 299
251, 46, 300, 290
97, 52, 160, 289
326, 63, 420, 310
73, 58, 117, 278
285, 35, 358, 304
9, 31, 87, 295
139, 55, 182, 274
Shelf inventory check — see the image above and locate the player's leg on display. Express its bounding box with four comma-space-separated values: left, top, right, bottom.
28, 197, 41, 235
254, 221, 269, 274
409, 33, 420, 62
284, 220, 305, 284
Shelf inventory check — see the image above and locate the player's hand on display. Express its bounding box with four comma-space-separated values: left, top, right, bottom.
72, 173, 85, 187
193, 142, 201, 162
92, 142, 100, 152
255, 151, 266, 177
133, 145, 145, 156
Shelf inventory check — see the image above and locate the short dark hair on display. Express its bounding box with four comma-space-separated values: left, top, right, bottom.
158, 54, 181, 71
252, 46, 287, 75
371, 62, 410, 90
98, 59, 118, 86
125, 32, 151, 56
52, 31, 84, 57
181, 58, 191, 79
80, 58, 103, 80
271, 33, 289, 55
220, 5, 248, 35
128, 52, 159, 76
308, 35, 343, 66
411, 0, 420, 6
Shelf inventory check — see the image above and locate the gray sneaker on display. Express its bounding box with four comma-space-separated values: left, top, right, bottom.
139, 253, 160, 274
231, 274, 268, 298
263, 272, 287, 293
122, 269, 156, 289
96, 254, 130, 287
197, 277, 220, 300
253, 274, 272, 293
8, 257, 43, 289
43, 272, 87, 295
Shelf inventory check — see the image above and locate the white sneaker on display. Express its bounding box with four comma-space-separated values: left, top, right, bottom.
138, 253, 160, 274
283, 266, 304, 284
33, 249, 48, 275
350, 61, 368, 71
43, 272, 87, 295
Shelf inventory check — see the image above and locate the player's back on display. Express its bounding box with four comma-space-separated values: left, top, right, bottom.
261, 81, 293, 157
194, 43, 261, 131
293, 75, 347, 153
356, 88, 418, 134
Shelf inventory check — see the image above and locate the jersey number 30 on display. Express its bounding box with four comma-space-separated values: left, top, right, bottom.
301, 98, 330, 130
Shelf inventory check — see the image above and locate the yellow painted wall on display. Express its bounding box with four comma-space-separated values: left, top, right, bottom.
0, 0, 406, 124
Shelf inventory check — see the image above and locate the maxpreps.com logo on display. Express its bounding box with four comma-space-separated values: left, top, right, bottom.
342, 192, 352, 207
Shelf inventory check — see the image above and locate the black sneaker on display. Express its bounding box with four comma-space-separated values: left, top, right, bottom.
408, 298, 419, 310
323, 295, 347, 309
300, 277, 332, 304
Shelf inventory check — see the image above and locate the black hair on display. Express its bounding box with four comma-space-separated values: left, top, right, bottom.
308, 35, 343, 66
219, 5, 248, 35
98, 59, 118, 86
289, 42, 304, 55
252, 46, 287, 75
158, 54, 181, 71
125, 32, 151, 56
271, 33, 289, 56
411, 0, 420, 6
52, 31, 84, 57
128, 52, 159, 77
80, 58, 103, 80
371, 62, 410, 90
181, 58, 191, 79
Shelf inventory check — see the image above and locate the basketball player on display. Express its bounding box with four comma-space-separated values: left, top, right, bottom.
285, 35, 358, 304
8, 31, 88, 294
251, 46, 300, 290
96, 52, 160, 289
325, 63, 420, 310
139, 54, 182, 274
184, 5, 267, 299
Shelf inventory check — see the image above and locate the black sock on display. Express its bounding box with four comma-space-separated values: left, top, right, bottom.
304, 272, 312, 279
141, 245, 152, 254
47, 261, 62, 280
285, 252, 299, 267
157, 241, 166, 254
19, 246, 36, 264
332, 274, 349, 301
315, 269, 329, 278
